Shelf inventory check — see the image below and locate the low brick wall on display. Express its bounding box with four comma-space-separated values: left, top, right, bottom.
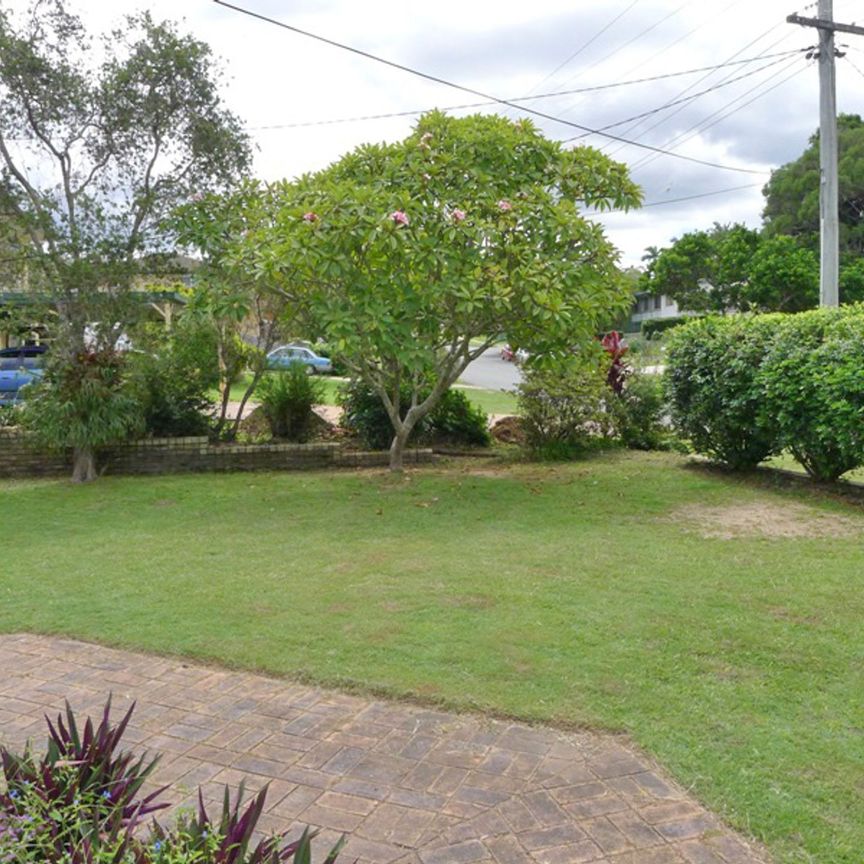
0, 429, 433, 479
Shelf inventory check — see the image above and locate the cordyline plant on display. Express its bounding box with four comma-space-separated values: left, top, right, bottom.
600, 331, 630, 395
0, 699, 345, 864
187, 111, 641, 470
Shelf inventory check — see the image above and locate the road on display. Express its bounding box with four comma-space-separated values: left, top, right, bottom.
459, 346, 522, 391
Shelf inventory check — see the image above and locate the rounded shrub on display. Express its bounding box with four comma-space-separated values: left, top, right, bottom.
665, 314, 782, 469
257, 362, 324, 442
758, 305, 864, 480
339, 380, 489, 449
610, 371, 672, 451
517, 352, 610, 459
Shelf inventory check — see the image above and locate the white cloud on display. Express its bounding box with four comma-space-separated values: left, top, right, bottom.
5, 0, 864, 265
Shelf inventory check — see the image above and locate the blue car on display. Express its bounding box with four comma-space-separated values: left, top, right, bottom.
0, 356, 43, 405
266, 345, 333, 374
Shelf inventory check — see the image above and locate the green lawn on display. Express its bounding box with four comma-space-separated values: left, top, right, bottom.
3, 452, 863, 863
221, 373, 519, 416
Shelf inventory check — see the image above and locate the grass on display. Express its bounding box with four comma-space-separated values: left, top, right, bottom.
764, 451, 864, 483
3, 452, 863, 863
220, 373, 519, 416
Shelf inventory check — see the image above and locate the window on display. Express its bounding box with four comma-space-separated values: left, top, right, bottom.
653, 295, 662, 310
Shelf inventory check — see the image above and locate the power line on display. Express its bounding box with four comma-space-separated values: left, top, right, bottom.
549, 0, 695, 98
844, 54, 864, 80
528, 0, 642, 94
247, 50, 802, 132
561, 52, 800, 143
213, 0, 767, 175
550, 0, 742, 126
602, 182, 763, 213
603, 20, 793, 157
630, 57, 808, 171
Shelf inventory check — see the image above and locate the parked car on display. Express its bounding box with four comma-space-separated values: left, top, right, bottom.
0, 356, 43, 405
0, 345, 48, 359
265, 344, 333, 374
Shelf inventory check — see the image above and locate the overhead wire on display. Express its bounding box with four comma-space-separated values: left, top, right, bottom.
600, 182, 763, 213
629, 57, 810, 172
602, 22, 795, 156
246, 49, 802, 132
559, 52, 801, 143
549, 0, 742, 127
527, 0, 642, 95
213, 0, 767, 175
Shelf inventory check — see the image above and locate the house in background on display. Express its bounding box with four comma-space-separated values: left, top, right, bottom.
626, 291, 683, 332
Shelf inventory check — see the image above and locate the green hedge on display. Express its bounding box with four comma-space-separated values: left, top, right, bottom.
665, 314, 783, 469
641, 315, 692, 339
665, 306, 864, 480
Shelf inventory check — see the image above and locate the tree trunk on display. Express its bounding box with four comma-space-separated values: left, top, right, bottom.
72, 447, 97, 483
388, 428, 411, 472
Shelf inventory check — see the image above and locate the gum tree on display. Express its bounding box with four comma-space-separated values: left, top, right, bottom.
247, 112, 641, 470
0, 2, 250, 479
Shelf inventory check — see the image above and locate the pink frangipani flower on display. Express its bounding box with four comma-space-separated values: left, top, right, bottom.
391, 210, 410, 226
451, 208, 466, 223
302, 211, 319, 222
497, 199, 512, 212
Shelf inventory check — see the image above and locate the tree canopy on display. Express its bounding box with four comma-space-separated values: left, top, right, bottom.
221, 111, 641, 469
0, 1, 251, 479
763, 113, 864, 259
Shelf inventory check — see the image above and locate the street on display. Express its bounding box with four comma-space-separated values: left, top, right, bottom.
459, 346, 523, 391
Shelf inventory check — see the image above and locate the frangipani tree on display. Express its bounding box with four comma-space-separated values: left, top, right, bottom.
245, 112, 642, 469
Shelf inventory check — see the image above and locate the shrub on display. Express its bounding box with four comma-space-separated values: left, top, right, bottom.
312, 341, 348, 376
256, 363, 324, 442
340, 380, 427, 449
0, 697, 167, 859
339, 381, 490, 449
665, 315, 781, 469
19, 348, 144, 480
517, 352, 610, 459
0, 699, 344, 864
129, 351, 213, 439
641, 315, 691, 339
427, 388, 490, 447
758, 305, 864, 480
610, 372, 671, 451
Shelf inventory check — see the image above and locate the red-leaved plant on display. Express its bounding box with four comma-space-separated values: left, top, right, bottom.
0, 699, 346, 863
600, 331, 630, 395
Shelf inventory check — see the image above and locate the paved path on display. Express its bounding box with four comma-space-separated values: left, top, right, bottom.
0, 635, 766, 864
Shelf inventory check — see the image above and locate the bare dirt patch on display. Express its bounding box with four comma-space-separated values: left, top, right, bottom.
670, 501, 861, 540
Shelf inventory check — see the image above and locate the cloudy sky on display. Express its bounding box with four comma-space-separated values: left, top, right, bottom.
9, 0, 864, 266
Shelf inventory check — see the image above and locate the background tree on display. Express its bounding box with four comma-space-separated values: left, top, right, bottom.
173, 182, 296, 439
0, 1, 250, 478
639, 223, 758, 312
746, 235, 818, 311
763, 113, 864, 258
244, 112, 640, 470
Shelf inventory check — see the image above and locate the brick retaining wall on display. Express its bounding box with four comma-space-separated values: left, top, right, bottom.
0, 429, 432, 478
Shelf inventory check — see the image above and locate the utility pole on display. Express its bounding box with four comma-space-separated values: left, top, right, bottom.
788, 1, 864, 306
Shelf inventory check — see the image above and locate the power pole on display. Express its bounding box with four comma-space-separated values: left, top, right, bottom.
788, 1, 864, 307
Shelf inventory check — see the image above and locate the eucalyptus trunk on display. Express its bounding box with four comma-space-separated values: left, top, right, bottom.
71, 447, 97, 483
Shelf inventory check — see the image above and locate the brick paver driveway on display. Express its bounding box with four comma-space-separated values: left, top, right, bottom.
0, 635, 766, 864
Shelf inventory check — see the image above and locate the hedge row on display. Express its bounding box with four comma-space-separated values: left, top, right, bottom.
665, 305, 864, 480
640, 315, 693, 339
